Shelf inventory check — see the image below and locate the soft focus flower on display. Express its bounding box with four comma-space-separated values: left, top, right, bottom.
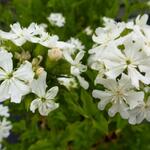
128, 97, 150, 124
0, 105, 9, 118
47, 13, 65, 27
0, 22, 73, 50
30, 71, 59, 116
0, 49, 34, 103
0, 22, 40, 46
0, 118, 12, 142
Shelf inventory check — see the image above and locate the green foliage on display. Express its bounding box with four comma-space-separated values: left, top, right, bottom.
0, 0, 150, 149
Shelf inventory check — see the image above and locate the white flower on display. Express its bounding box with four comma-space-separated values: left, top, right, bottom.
0, 118, 12, 142
0, 22, 44, 46
88, 21, 125, 62
92, 74, 144, 119
128, 97, 150, 124
0, 105, 9, 118
47, 13, 65, 27
0, 23, 26, 46
57, 76, 77, 90
63, 50, 89, 89
104, 35, 150, 88
30, 71, 59, 116
67, 37, 85, 53
0, 50, 34, 103
92, 21, 125, 46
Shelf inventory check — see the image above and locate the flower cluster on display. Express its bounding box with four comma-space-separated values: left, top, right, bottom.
90, 14, 150, 124
0, 13, 89, 117
1, 11, 150, 126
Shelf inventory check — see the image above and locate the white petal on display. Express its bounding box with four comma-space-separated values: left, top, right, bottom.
125, 91, 144, 109
45, 86, 59, 100
13, 61, 34, 82
0, 50, 13, 73
63, 50, 74, 64
128, 67, 140, 88
74, 51, 85, 64
30, 98, 42, 113
119, 74, 133, 90
135, 14, 148, 26
11, 37, 26, 46
38, 100, 59, 116
108, 103, 118, 117
92, 89, 112, 99
92, 90, 112, 110
10, 22, 22, 33
105, 65, 125, 79
0, 80, 10, 102
95, 78, 117, 91
31, 71, 47, 97
0, 69, 7, 81
145, 109, 150, 122
77, 75, 89, 89
9, 78, 30, 103
136, 111, 145, 124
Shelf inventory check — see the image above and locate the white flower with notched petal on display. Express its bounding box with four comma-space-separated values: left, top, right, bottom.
128, 97, 150, 125
0, 50, 34, 103
30, 71, 59, 116
90, 19, 125, 53
92, 74, 144, 119
0, 22, 43, 46
0, 118, 12, 142
104, 35, 150, 88
0, 22, 26, 46
47, 13, 65, 27
63, 50, 89, 89
0, 105, 9, 118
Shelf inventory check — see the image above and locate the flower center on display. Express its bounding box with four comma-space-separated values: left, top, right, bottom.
115, 89, 123, 97
6, 72, 13, 79
41, 97, 46, 102
126, 59, 132, 65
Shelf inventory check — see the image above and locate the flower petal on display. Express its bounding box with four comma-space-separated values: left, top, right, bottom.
45, 86, 59, 100
30, 98, 42, 113
13, 61, 34, 82
31, 71, 47, 97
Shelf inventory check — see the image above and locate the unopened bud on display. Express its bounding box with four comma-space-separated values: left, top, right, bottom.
48, 48, 63, 61
36, 67, 44, 76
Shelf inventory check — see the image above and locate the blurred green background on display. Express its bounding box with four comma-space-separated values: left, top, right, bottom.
1, 0, 150, 150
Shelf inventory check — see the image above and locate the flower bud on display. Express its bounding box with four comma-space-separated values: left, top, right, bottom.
48, 48, 63, 61
36, 67, 44, 76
